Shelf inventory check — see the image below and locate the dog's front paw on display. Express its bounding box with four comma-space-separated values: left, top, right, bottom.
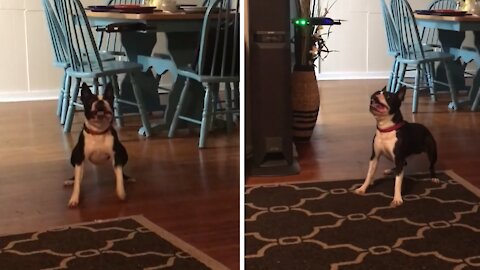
390, 197, 403, 207
431, 178, 440, 184
125, 177, 136, 183
68, 197, 79, 208
117, 189, 126, 201
354, 187, 367, 195
64, 180, 74, 186
383, 168, 394, 175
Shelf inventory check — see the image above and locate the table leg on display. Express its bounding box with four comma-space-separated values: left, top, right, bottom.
120, 31, 162, 114
120, 31, 203, 135
438, 30, 466, 110
164, 32, 204, 128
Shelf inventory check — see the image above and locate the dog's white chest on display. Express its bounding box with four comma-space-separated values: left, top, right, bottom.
374, 131, 397, 161
83, 132, 114, 165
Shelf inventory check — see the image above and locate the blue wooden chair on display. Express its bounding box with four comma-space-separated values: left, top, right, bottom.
390, 0, 457, 112
42, 0, 71, 124
56, 0, 152, 136
168, 0, 240, 148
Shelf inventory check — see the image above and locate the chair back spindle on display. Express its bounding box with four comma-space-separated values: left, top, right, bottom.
391, 0, 425, 60
98, 0, 145, 56
42, 0, 69, 67
56, 0, 103, 73
195, 0, 239, 79
380, 0, 400, 56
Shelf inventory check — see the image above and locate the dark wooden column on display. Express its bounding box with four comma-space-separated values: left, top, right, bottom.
246, 0, 300, 176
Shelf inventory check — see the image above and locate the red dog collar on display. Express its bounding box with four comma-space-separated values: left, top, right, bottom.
377, 121, 406, 133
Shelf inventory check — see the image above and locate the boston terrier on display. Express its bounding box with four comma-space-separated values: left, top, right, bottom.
65, 83, 132, 207
354, 86, 439, 207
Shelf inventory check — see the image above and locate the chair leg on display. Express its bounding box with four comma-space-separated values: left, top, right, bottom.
199, 84, 213, 149
471, 86, 480, 111
57, 72, 67, 118
208, 84, 219, 132
388, 58, 398, 93
425, 63, 436, 101
64, 78, 81, 133
225, 82, 234, 133
60, 73, 72, 125
111, 75, 124, 127
100, 76, 109, 95
395, 63, 407, 93
168, 78, 191, 138
129, 72, 152, 137
412, 66, 421, 113
233, 82, 240, 113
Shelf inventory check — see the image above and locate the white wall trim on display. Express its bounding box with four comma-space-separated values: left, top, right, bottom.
0, 90, 58, 102
317, 71, 390, 81
317, 68, 478, 81
0, 82, 175, 102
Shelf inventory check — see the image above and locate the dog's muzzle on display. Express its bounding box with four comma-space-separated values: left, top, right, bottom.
370, 96, 388, 114
92, 101, 113, 119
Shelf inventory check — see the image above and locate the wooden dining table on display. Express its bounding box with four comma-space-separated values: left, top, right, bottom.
86, 10, 208, 135
415, 13, 480, 111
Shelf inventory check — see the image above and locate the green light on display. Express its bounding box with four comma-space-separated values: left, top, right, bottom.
294, 18, 309, 26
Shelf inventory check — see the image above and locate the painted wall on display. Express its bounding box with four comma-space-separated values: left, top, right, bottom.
0, 0, 200, 101
317, 0, 475, 80
0, 0, 475, 99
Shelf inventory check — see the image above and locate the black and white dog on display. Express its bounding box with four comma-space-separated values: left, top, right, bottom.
66, 83, 131, 207
354, 86, 439, 207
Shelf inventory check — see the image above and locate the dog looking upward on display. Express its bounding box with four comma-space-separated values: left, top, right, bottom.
66, 83, 131, 207
355, 86, 439, 207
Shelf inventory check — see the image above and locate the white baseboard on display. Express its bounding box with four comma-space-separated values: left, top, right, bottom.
316, 71, 390, 81
317, 68, 478, 81
0, 83, 174, 103
0, 90, 58, 102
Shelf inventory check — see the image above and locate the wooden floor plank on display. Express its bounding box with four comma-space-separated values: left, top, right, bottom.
0, 101, 239, 269
247, 79, 480, 189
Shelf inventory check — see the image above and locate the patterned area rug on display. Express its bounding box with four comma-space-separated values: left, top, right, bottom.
245, 171, 480, 270
0, 215, 227, 270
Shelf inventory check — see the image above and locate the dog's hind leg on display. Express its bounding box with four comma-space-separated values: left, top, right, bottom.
123, 173, 136, 183
64, 176, 75, 186
383, 161, 407, 175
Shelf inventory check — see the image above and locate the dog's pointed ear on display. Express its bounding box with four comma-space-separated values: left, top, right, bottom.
103, 82, 114, 103
397, 86, 407, 101
80, 83, 94, 102
380, 85, 387, 92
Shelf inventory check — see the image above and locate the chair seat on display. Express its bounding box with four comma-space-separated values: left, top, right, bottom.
178, 67, 239, 83
66, 60, 142, 78
397, 51, 454, 65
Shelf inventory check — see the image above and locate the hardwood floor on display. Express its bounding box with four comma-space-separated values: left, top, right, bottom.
0, 101, 239, 269
247, 79, 480, 189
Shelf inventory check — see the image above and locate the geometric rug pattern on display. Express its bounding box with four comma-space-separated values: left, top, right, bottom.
0, 215, 228, 270
245, 171, 480, 270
